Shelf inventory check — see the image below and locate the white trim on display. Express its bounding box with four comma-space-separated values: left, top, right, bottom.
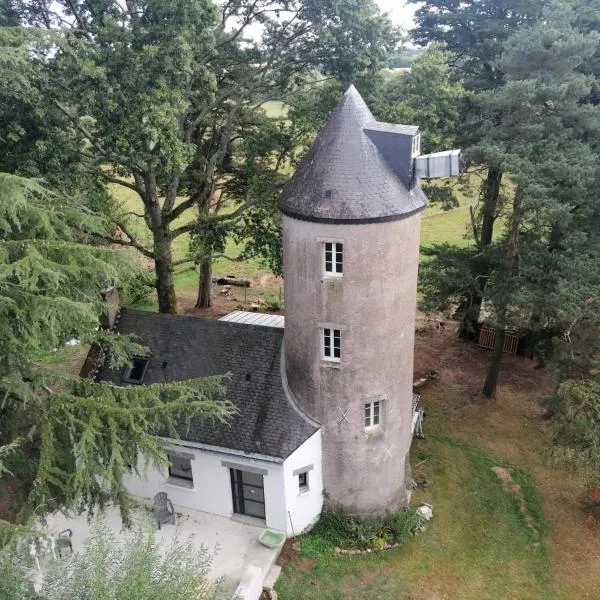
292, 464, 314, 476
323, 241, 344, 276
322, 327, 342, 362
158, 437, 284, 464
166, 477, 194, 490
364, 399, 382, 430
221, 461, 268, 475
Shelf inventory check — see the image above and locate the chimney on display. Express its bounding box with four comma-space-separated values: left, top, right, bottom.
100, 285, 120, 330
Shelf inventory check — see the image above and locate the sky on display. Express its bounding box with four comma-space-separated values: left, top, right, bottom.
374, 0, 418, 29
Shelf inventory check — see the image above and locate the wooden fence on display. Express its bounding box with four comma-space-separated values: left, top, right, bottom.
478, 325, 519, 355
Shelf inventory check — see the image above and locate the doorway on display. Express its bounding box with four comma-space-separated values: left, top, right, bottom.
230, 468, 266, 520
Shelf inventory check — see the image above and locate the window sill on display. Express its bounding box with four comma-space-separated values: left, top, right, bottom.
166, 477, 194, 490
322, 274, 343, 282
321, 360, 341, 369
364, 428, 383, 439
298, 489, 310, 496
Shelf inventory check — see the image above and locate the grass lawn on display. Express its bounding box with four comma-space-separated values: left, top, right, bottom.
277, 439, 553, 600
275, 330, 600, 600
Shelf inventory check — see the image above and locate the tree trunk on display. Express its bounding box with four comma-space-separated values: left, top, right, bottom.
154, 230, 177, 314
195, 258, 212, 309
482, 320, 506, 397
482, 185, 523, 398
459, 168, 504, 338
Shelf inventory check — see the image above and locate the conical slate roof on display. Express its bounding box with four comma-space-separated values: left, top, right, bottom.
279, 86, 428, 224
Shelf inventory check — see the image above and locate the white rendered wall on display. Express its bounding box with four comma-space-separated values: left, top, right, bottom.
282, 431, 323, 536
123, 444, 287, 532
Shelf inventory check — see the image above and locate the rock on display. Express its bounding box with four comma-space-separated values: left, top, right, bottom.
416, 503, 433, 521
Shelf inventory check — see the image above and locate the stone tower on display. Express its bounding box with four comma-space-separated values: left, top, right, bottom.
279, 86, 429, 516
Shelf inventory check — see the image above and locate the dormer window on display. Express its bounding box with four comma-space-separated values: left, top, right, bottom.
122, 357, 149, 384
411, 134, 421, 157
324, 242, 343, 276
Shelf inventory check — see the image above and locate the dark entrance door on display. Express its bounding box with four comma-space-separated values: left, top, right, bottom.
230, 469, 266, 519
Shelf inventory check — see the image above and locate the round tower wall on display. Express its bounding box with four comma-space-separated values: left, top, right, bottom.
282, 214, 421, 516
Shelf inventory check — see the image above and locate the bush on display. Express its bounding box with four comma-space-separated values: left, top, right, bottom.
307, 507, 423, 551
41, 522, 222, 600
267, 296, 282, 311
384, 508, 423, 541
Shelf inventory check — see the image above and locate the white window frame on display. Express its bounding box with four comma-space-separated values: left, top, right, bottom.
364, 400, 382, 430
324, 242, 343, 276
411, 134, 421, 157
323, 328, 341, 362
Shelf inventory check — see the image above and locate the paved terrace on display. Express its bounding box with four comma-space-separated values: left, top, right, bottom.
37, 505, 281, 597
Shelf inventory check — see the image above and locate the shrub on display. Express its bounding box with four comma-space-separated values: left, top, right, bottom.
267, 295, 282, 311
41, 522, 222, 600
307, 507, 423, 551
383, 507, 422, 541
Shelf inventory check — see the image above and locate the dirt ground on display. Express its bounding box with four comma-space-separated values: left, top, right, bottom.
177, 275, 284, 320
412, 326, 600, 600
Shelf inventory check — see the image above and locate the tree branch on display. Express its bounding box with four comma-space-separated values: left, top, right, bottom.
93, 232, 154, 259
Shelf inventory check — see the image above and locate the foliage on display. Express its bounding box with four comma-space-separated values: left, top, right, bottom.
304, 507, 423, 553
0, 522, 223, 600
542, 380, 600, 485
0, 541, 32, 600
373, 45, 468, 154
473, 7, 600, 394
388, 47, 424, 69
0, 173, 232, 536
2, 0, 399, 312
411, 0, 549, 92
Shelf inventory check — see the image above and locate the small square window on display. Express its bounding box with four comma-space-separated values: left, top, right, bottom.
122, 357, 149, 384
323, 328, 341, 362
168, 453, 193, 483
298, 471, 309, 493
364, 401, 381, 429
324, 242, 343, 275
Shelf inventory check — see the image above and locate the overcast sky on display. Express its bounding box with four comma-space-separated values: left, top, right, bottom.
375, 0, 418, 29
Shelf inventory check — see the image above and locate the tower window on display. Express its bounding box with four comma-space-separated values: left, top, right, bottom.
364, 400, 381, 429
323, 328, 341, 361
324, 242, 343, 275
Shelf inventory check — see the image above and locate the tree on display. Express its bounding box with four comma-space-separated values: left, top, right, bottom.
542, 379, 600, 486
471, 10, 600, 396
41, 524, 222, 600
0, 173, 232, 534
5, 0, 398, 312
411, 0, 550, 334
373, 45, 467, 154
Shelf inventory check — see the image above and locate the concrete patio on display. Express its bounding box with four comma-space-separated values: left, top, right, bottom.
38, 504, 282, 598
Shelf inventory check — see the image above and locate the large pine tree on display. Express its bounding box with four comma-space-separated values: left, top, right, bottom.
0, 173, 231, 537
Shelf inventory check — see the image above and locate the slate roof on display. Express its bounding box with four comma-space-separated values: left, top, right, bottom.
95, 309, 318, 460
279, 85, 428, 224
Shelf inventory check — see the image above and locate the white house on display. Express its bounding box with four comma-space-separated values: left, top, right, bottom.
88, 85, 458, 535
